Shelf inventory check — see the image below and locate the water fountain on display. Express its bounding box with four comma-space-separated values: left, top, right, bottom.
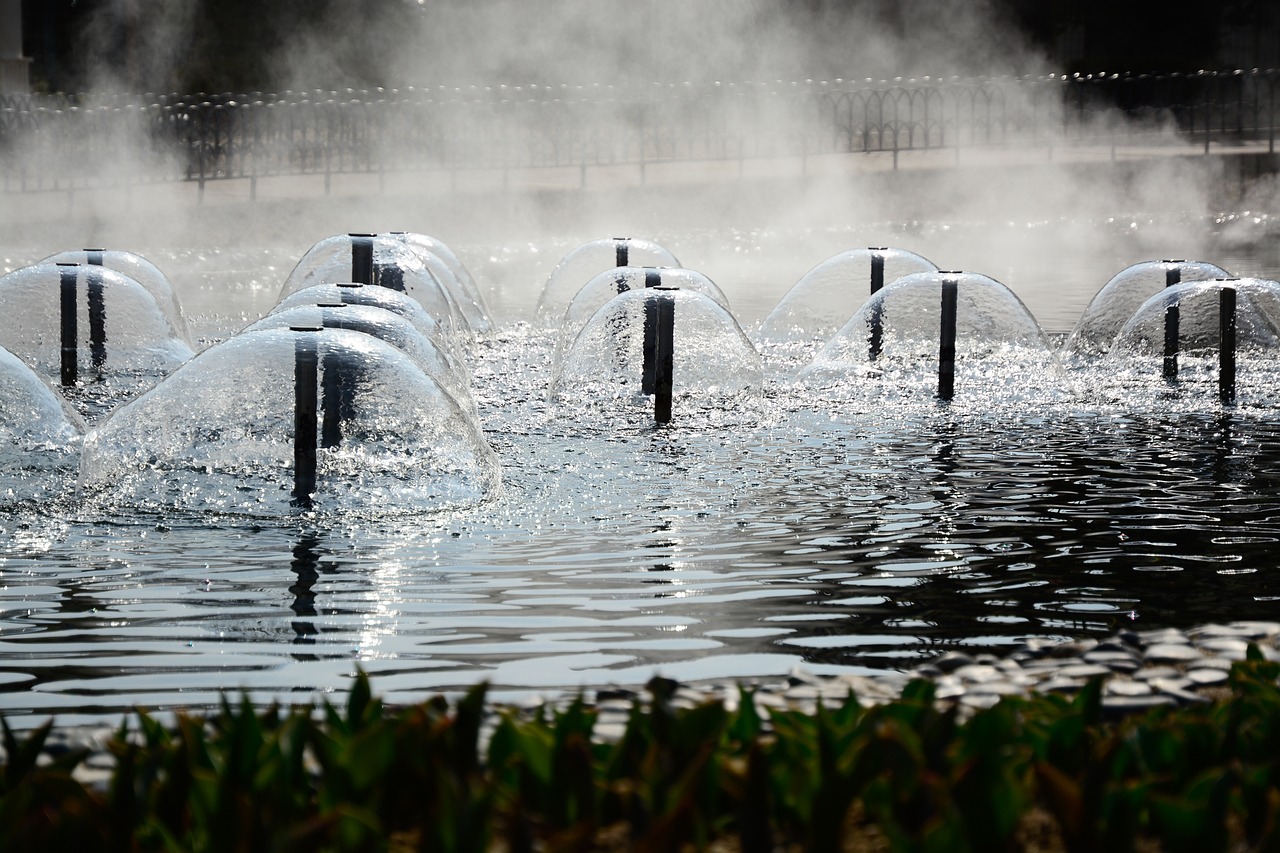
37, 248, 192, 342
279, 234, 472, 343
80, 326, 499, 515
1098, 278, 1280, 407
243, 303, 477, 420
757, 247, 939, 348
271, 281, 456, 349
0, 262, 195, 418
551, 286, 761, 426
799, 270, 1064, 404
1064, 260, 1234, 357
554, 266, 731, 369
0, 344, 82, 506
535, 237, 681, 325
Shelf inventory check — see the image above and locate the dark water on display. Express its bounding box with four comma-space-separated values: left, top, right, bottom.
1, 221, 1279, 728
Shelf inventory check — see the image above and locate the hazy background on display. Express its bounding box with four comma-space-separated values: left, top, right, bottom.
8, 0, 1280, 331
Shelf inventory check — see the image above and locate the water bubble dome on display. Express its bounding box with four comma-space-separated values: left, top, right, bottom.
1098, 278, 1280, 407
0, 344, 82, 505
800, 271, 1064, 404
556, 266, 731, 365
279, 234, 470, 338
536, 237, 681, 325
550, 287, 761, 426
81, 327, 499, 516
38, 248, 191, 343
243, 303, 476, 419
0, 263, 195, 414
1065, 259, 1233, 357
757, 247, 938, 345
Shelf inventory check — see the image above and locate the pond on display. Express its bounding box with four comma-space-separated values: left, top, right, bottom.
1, 213, 1279, 729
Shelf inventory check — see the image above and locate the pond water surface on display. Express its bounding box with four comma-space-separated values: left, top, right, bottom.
2, 217, 1279, 728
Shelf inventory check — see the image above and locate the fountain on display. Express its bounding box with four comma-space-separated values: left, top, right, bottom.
38, 248, 192, 342
80, 327, 499, 515
0, 344, 82, 506
1099, 278, 1280, 407
757, 247, 938, 347
550, 286, 761, 426
554, 266, 731, 369
535, 237, 681, 325
1064, 260, 1234, 357
799, 271, 1064, 404
271, 281, 457, 349
243, 303, 477, 420
0, 262, 195, 418
279, 234, 472, 342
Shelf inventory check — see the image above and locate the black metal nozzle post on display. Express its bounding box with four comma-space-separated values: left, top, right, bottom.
350, 234, 375, 286
292, 328, 321, 508
1163, 264, 1182, 381
868, 249, 887, 362
650, 287, 677, 424
938, 276, 959, 401
83, 249, 104, 266
58, 264, 78, 386
320, 345, 358, 450
86, 265, 107, 373
640, 270, 664, 394
1220, 284, 1237, 406
615, 237, 630, 267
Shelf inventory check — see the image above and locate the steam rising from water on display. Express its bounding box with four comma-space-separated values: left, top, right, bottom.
5, 0, 1269, 337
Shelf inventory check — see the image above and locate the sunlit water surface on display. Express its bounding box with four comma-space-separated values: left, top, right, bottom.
2, 218, 1280, 728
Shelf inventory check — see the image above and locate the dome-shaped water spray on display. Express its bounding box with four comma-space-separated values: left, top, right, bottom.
279, 234, 471, 340
555, 266, 731, 368
243, 303, 476, 419
1065, 260, 1233, 357
0, 344, 82, 505
81, 327, 499, 515
0, 263, 195, 417
38, 248, 191, 342
1102, 278, 1280, 406
757, 247, 938, 346
535, 237, 681, 325
385, 231, 492, 332
271, 281, 454, 348
800, 271, 1062, 404
551, 287, 761, 426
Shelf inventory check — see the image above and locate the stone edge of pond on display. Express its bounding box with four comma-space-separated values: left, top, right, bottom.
24, 619, 1280, 790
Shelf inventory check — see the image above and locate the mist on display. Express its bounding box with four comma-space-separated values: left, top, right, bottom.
4, 0, 1273, 335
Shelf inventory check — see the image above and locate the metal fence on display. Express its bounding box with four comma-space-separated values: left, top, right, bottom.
1, 69, 1276, 197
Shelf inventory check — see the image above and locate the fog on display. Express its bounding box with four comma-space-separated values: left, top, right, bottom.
3, 0, 1275, 333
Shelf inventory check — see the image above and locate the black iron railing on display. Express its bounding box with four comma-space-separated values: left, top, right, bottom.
1, 69, 1276, 197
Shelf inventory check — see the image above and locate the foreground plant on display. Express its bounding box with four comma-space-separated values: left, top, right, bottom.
3, 648, 1280, 852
